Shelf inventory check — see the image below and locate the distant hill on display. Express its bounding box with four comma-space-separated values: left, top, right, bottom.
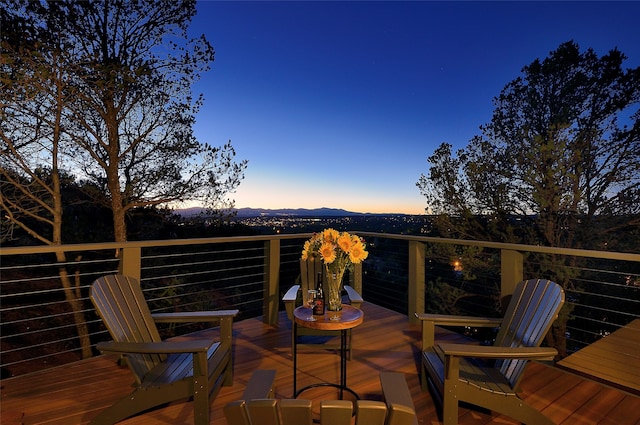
234, 207, 364, 217
176, 207, 402, 218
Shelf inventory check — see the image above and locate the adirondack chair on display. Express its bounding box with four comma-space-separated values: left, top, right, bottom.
282, 258, 363, 359
224, 398, 417, 425
416, 278, 564, 425
89, 274, 239, 425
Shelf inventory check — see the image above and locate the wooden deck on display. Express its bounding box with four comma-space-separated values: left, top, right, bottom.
2, 303, 639, 425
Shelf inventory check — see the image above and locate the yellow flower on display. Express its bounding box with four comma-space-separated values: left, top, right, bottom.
320, 242, 337, 264
337, 233, 353, 253
349, 241, 368, 263
323, 228, 340, 243
301, 229, 367, 269
301, 240, 311, 260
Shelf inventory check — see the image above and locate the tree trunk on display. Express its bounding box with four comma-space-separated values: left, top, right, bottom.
548, 320, 568, 359
50, 81, 92, 360
55, 252, 93, 359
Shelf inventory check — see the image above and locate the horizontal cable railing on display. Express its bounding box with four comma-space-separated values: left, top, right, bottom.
0, 251, 121, 376
1, 233, 639, 379
141, 242, 267, 315
528, 255, 640, 353
360, 236, 410, 312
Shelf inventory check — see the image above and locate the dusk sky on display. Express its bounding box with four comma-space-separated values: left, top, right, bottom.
189, 1, 640, 215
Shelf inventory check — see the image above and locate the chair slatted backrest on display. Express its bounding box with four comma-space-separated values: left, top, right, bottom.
354, 400, 388, 425
300, 258, 324, 295
494, 278, 564, 388
247, 399, 283, 425
318, 400, 353, 424
300, 259, 362, 294
90, 274, 165, 384
225, 399, 412, 425
280, 399, 313, 425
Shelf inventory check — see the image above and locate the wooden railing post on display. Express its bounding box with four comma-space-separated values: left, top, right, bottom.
264, 239, 280, 325
408, 240, 425, 324
351, 263, 363, 294
119, 246, 141, 281
500, 249, 523, 298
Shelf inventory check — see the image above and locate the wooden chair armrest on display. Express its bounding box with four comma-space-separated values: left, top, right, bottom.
241, 369, 276, 400
438, 344, 558, 384
344, 285, 363, 306
439, 343, 558, 360
282, 285, 300, 303
151, 311, 237, 346
96, 339, 216, 355
151, 309, 239, 323
380, 372, 418, 425
415, 312, 502, 349
283, 285, 300, 320
415, 313, 502, 327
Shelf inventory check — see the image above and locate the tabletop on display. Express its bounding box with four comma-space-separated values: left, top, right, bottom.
294, 304, 363, 331
557, 318, 640, 395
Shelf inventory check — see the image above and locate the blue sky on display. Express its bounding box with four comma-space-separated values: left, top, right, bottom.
189, 1, 640, 214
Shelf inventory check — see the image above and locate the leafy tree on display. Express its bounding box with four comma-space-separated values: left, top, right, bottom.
1, 6, 93, 357
3, 0, 247, 244
417, 41, 640, 355
68, 0, 247, 242
2, 0, 247, 358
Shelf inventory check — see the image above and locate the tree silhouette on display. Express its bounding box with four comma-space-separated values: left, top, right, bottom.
2, 0, 247, 359
417, 41, 640, 355
2, 0, 247, 244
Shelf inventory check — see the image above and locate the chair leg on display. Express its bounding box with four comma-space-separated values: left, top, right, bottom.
223, 356, 234, 387
89, 386, 188, 425
509, 402, 555, 425
419, 359, 428, 391
470, 393, 556, 425
442, 385, 459, 425
193, 376, 211, 425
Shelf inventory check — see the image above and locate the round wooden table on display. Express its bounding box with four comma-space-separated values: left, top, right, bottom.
293, 304, 364, 399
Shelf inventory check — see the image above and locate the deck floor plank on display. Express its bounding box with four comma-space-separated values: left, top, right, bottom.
2, 303, 639, 424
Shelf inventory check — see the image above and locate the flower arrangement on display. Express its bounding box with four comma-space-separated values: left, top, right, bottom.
301, 229, 368, 313
301, 228, 368, 269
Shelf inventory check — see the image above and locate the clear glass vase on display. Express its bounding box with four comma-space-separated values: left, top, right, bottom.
326, 269, 345, 320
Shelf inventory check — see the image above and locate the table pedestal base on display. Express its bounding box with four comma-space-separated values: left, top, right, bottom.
293, 321, 360, 400
294, 382, 359, 400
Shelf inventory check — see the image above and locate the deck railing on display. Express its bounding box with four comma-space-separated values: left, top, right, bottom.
1, 232, 639, 378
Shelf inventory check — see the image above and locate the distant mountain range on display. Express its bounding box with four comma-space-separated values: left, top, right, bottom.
176, 207, 405, 217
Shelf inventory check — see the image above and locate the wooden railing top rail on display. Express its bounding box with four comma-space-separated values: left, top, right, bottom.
0, 234, 312, 256
356, 232, 640, 262
2, 232, 639, 262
